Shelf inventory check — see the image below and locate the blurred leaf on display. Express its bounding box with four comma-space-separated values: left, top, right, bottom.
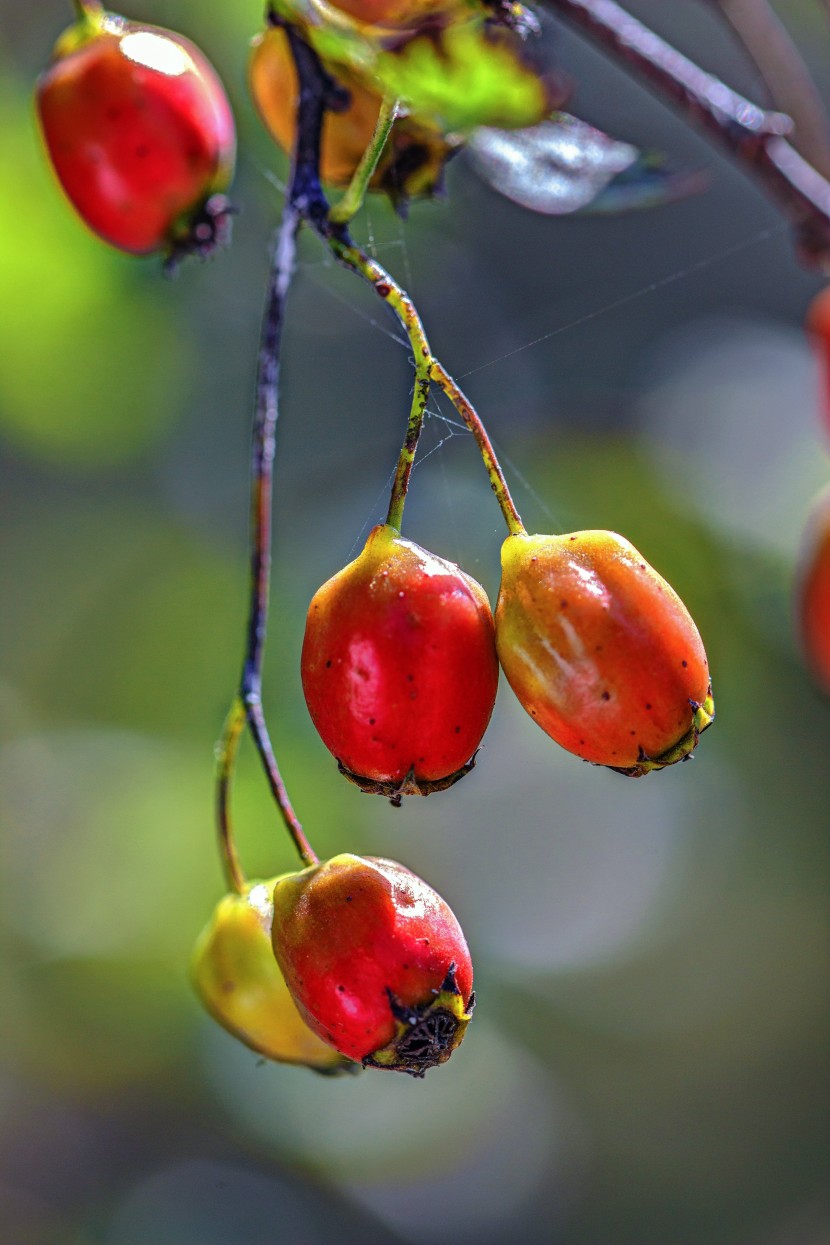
469, 114, 637, 214
470, 114, 702, 216
272, 0, 549, 131
374, 24, 549, 132
585, 154, 708, 214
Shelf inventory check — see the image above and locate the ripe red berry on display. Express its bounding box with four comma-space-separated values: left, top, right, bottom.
191, 879, 355, 1073
36, 8, 236, 259
797, 485, 830, 693
806, 286, 830, 435
301, 524, 499, 801
495, 530, 714, 775
271, 853, 475, 1076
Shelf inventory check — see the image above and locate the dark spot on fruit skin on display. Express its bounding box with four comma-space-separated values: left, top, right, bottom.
376, 281, 391, 297
454, 726, 461, 733
337, 985, 345, 992
369, 717, 375, 725
406, 674, 414, 682
639, 563, 646, 570
646, 703, 652, 710
561, 600, 568, 608
601, 691, 610, 701
569, 535, 577, 541
630, 730, 636, 736
682, 660, 688, 668
345, 896, 352, 902
326, 660, 332, 668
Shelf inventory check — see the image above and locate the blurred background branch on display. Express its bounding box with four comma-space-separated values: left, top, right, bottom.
706, 0, 830, 177
545, 0, 830, 269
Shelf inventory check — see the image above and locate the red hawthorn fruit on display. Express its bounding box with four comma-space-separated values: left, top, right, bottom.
806, 286, 830, 435
797, 485, 830, 693
495, 530, 714, 775
271, 853, 475, 1075
36, 8, 236, 258
301, 523, 499, 801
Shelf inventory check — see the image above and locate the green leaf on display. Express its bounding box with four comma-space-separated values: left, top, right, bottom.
269, 0, 548, 131
375, 23, 549, 132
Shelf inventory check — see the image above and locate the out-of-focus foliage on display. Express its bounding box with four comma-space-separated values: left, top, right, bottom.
1, 1, 829, 1243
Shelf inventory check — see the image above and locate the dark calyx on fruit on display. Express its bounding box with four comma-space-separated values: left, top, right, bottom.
336, 754, 479, 806
363, 963, 475, 1078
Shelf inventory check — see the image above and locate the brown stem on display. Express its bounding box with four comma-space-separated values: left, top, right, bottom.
544, 0, 830, 271
707, 0, 830, 177
430, 362, 525, 536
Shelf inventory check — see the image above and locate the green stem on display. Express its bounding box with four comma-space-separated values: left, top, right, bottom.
430, 361, 526, 536
72, 0, 104, 19
215, 697, 247, 894
330, 97, 400, 226
328, 236, 432, 531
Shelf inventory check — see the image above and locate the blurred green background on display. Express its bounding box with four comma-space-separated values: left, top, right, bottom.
1, 1, 829, 1242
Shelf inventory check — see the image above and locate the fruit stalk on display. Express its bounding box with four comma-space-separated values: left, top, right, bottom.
329, 95, 401, 225
430, 360, 525, 536
281, 31, 528, 533
330, 236, 433, 530
215, 696, 247, 893
71, 0, 103, 19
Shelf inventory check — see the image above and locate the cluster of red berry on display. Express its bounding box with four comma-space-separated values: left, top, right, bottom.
34, 0, 720, 1077
35, 0, 724, 1079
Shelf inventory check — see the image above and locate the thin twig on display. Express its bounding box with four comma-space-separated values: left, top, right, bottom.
216, 87, 320, 872
707, 0, 830, 177
330, 96, 401, 225
215, 697, 247, 892
544, 0, 830, 271
430, 362, 525, 536
281, 35, 527, 535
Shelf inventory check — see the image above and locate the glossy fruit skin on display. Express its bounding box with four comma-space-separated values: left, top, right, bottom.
271, 853, 475, 1075
249, 29, 459, 202
496, 530, 714, 775
301, 524, 499, 799
807, 287, 830, 435
36, 13, 236, 256
191, 879, 353, 1073
797, 485, 830, 693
